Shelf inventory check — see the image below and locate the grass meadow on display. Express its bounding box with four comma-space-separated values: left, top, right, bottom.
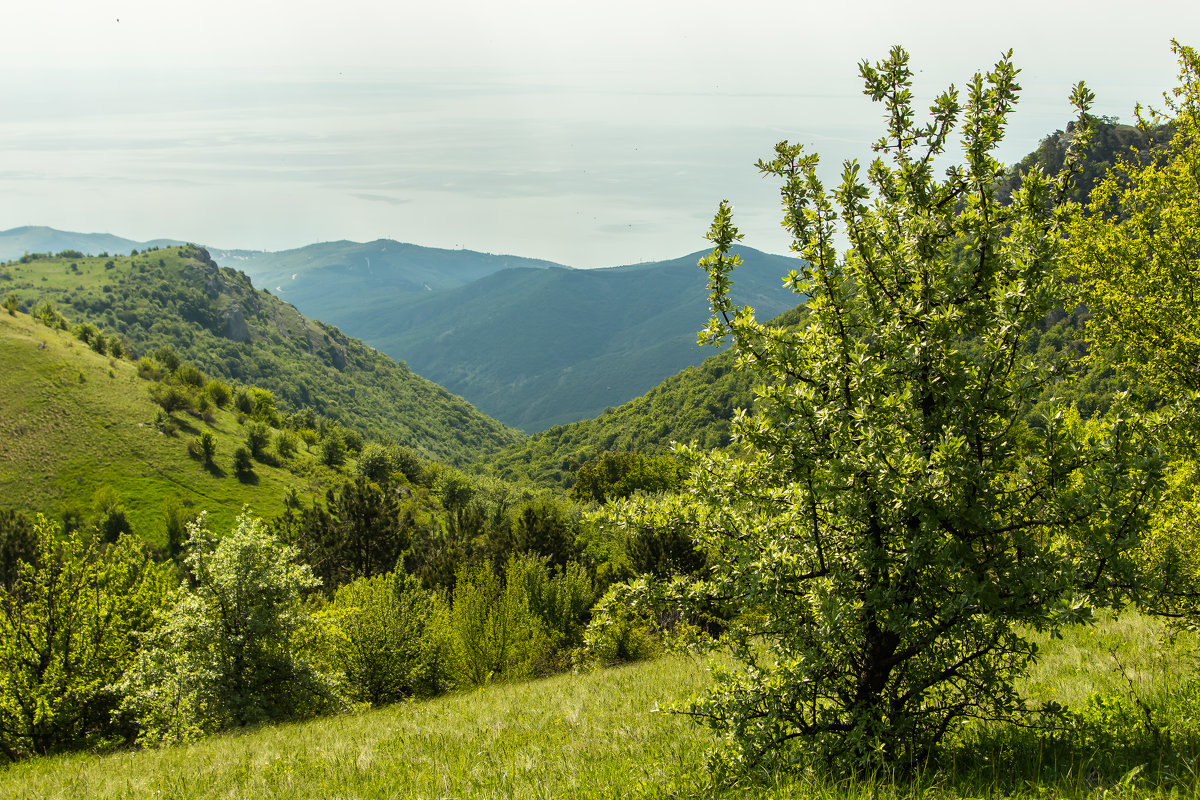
0, 309, 341, 545
1, 612, 1198, 799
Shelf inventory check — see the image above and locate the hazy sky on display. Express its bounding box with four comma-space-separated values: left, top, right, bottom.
1, 1, 1194, 267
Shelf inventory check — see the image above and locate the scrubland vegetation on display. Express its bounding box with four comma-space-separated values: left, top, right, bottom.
2, 40, 1200, 799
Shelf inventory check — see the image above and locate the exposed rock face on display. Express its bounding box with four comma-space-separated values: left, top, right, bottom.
221, 304, 251, 342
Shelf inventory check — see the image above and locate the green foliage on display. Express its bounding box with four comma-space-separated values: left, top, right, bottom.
204, 378, 232, 408
320, 428, 346, 468
162, 497, 197, 560
231, 445, 253, 478
355, 441, 408, 484
359, 249, 802, 432
198, 430, 217, 466
0, 509, 37, 590
149, 382, 193, 415
244, 387, 278, 425
72, 321, 98, 345
0, 244, 521, 464
0, 518, 170, 760
583, 580, 664, 667
277, 476, 409, 590
90, 486, 132, 544
1068, 42, 1200, 411
320, 570, 450, 706
244, 420, 271, 459
152, 346, 180, 374
173, 362, 206, 389
117, 512, 338, 744
480, 322, 798, 488
510, 496, 582, 569
274, 428, 298, 460
604, 49, 1164, 772
0, 309, 321, 543
447, 556, 554, 686
2, 293, 17, 315
31, 299, 66, 330
569, 451, 684, 504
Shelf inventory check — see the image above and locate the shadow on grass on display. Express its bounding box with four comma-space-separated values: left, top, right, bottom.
203, 460, 226, 478
235, 469, 259, 485
702, 711, 1200, 798
930, 717, 1200, 797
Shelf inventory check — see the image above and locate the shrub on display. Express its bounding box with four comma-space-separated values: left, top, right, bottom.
232, 446, 253, 478
322, 570, 450, 706
32, 299, 67, 330
174, 363, 206, 389
199, 431, 217, 466
72, 322, 98, 345
0, 509, 37, 590
245, 421, 271, 459
583, 580, 663, 668
136, 357, 162, 381
448, 558, 552, 686
152, 346, 180, 373
275, 430, 298, 460
0, 520, 170, 759
150, 382, 194, 415
320, 429, 346, 468
205, 379, 232, 408
116, 512, 338, 744
355, 442, 397, 484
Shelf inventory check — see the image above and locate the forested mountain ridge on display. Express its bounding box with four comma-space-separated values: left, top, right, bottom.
358, 247, 802, 431
3, 228, 798, 432
478, 304, 808, 487
210, 238, 567, 318
0, 245, 521, 463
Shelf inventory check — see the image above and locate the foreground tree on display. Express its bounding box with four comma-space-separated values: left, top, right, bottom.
1067, 42, 1200, 618
602, 48, 1161, 772
1068, 41, 1200, 408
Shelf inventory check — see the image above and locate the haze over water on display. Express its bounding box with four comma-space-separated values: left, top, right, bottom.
1, 0, 1193, 267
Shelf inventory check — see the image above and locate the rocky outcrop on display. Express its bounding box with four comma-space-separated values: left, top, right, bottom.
220, 304, 251, 342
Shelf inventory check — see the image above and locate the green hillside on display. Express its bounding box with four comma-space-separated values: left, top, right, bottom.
360, 248, 801, 431
479, 304, 807, 487
0, 309, 329, 544
0, 245, 521, 464
3, 231, 798, 433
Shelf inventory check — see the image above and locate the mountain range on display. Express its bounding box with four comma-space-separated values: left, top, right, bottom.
3, 227, 801, 431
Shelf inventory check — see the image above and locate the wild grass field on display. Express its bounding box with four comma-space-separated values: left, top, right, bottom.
1, 612, 1196, 799
0, 309, 328, 544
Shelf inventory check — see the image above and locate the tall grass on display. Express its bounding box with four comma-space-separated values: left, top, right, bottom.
0, 656, 715, 799
1, 614, 1196, 798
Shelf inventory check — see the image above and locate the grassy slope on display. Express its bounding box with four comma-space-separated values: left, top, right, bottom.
0, 310, 328, 545
0, 247, 521, 464
1, 614, 1196, 798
